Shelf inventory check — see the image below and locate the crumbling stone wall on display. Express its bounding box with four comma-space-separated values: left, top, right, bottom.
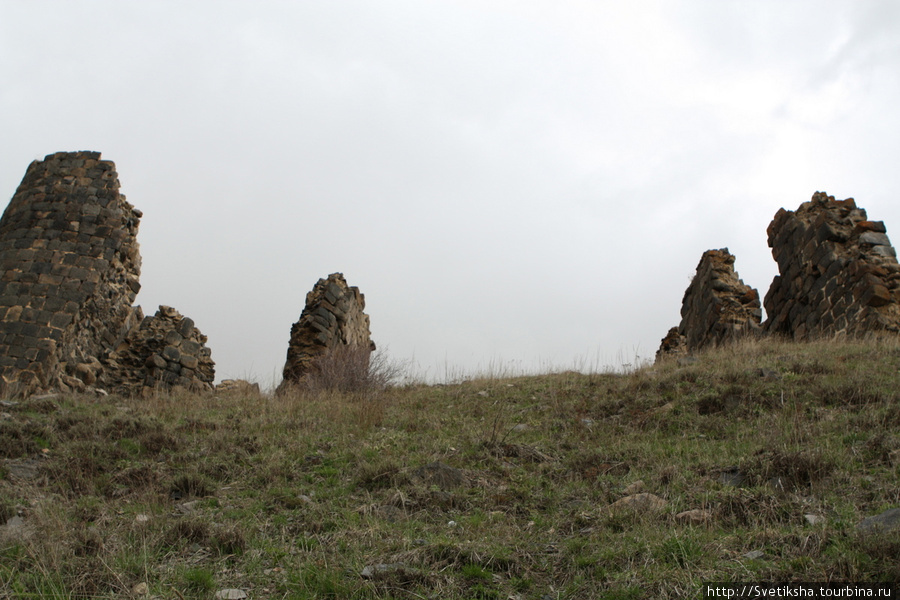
764, 192, 900, 338
278, 273, 375, 392
0, 151, 215, 397
657, 193, 900, 362
657, 248, 761, 360
655, 327, 688, 362
0, 151, 143, 396
101, 305, 215, 397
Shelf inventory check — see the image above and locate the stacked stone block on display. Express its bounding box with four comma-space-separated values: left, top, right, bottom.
0, 151, 216, 398
655, 327, 687, 362
657, 249, 761, 360
0, 151, 143, 396
764, 192, 900, 338
101, 305, 215, 396
278, 273, 375, 392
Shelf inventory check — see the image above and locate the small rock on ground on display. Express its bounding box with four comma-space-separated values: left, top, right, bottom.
857, 507, 900, 534
623, 480, 645, 495
361, 563, 408, 579
675, 509, 712, 525
607, 493, 667, 514
804, 514, 826, 526
411, 461, 465, 490
132, 582, 149, 596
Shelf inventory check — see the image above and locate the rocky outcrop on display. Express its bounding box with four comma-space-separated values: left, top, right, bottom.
657, 249, 761, 360
764, 192, 900, 338
277, 273, 374, 392
0, 152, 214, 397
100, 305, 215, 397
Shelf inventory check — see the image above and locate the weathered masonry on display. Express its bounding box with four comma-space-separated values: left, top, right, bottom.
764, 192, 900, 339
656, 248, 761, 361
0, 151, 214, 397
657, 192, 900, 360
278, 272, 375, 393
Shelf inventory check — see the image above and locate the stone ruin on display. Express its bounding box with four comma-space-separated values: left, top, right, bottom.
655, 248, 761, 361
100, 305, 215, 397
0, 151, 215, 397
764, 192, 900, 339
277, 272, 375, 393
657, 192, 900, 360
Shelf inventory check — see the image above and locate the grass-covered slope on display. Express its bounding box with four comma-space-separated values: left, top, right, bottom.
1, 338, 899, 599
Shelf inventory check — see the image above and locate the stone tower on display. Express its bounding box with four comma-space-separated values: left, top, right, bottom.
0, 151, 216, 397
0, 151, 143, 396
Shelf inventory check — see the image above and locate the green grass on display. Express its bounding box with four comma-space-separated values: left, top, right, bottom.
0, 337, 899, 598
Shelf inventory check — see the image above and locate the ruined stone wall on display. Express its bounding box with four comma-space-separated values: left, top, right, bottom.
0, 151, 215, 397
278, 273, 375, 391
655, 327, 688, 362
657, 248, 761, 360
0, 151, 143, 396
764, 192, 900, 338
101, 305, 215, 397
658, 192, 900, 362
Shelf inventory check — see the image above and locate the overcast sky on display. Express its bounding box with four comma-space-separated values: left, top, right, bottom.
2, 1, 899, 386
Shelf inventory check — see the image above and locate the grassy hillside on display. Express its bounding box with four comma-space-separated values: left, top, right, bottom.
1, 338, 899, 599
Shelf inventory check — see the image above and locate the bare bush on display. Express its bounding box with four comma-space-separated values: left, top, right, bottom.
299, 346, 405, 395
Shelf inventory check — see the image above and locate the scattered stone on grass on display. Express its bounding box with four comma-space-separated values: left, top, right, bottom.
216, 379, 261, 395
675, 509, 712, 525
718, 467, 747, 487
361, 563, 408, 579
0, 515, 29, 543
623, 480, 645, 495
3, 457, 42, 481
857, 507, 900, 535
411, 461, 465, 490
607, 493, 668, 514
4, 515, 25, 529
215, 589, 248, 599
754, 368, 782, 380
804, 514, 826, 526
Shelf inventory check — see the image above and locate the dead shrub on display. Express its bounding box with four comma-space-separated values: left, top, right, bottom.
296, 346, 404, 396
45, 440, 126, 496
211, 523, 247, 556
20, 396, 60, 414
746, 449, 833, 490
170, 473, 214, 499
714, 488, 795, 526
138, 428, 180, 455
820, 383, 891, 407
103, 414, 163, 441
111, 464, 162, 494
0, 421, 43, 459
73, 525, 104, 557
568, 451, 630, 481
164, 518, 211, 547
355, 459, 408, 491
